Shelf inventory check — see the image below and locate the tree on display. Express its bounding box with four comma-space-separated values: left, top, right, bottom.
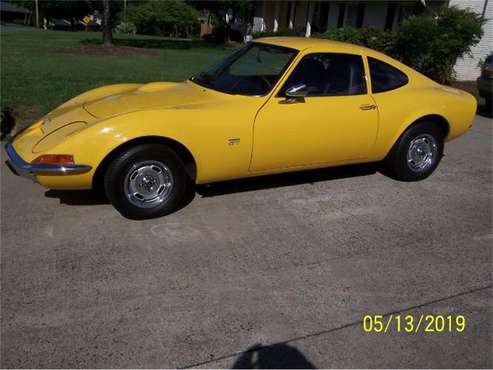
130, 0, 198, 38
102, 0, 112, 46
189, 0, 253, 42
190, 0, 253, 22
393, 5, 485, 82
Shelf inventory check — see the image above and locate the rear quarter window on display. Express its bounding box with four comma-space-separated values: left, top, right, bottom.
368, 57, 408, 93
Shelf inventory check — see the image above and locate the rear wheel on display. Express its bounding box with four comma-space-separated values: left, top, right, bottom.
383, 122, 444, 181
104, 144, 187, 219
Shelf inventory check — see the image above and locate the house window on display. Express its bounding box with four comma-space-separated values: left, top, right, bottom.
337, 3, 346, 28
385, 3, 397, 31
316, 1, 330, 32
346, 4, 359, 27
396, 5, 415, 25
346, 3, 365, 28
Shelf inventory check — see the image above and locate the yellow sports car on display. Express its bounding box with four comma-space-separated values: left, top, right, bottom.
5, 37, 476, 219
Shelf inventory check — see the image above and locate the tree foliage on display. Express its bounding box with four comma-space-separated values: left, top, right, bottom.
318, 27, 394, 54
252, 28, 301, 39
190, 0, 253, 22
192, 0, 253, 42
393, 5, 485, 82
318, 6, 485, 83
129, 0, 198, 38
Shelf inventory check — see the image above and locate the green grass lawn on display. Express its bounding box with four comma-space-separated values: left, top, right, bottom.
1, 28, 231, 125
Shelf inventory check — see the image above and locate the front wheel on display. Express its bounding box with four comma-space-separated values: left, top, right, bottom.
104, 144, 187, 219
383, 122, 444, 181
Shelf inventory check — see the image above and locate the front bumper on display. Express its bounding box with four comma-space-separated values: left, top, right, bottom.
4, 143, 92, 182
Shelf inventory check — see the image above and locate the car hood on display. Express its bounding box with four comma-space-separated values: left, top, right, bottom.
83, 81, 217, 118
14, 81, 227, 156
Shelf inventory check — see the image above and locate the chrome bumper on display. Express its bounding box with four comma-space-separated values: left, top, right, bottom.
4, 143, 92, 181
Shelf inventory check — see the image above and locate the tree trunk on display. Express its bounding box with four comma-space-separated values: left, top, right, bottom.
102, 0, 112, 46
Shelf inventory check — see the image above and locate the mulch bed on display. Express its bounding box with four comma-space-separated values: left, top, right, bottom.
55, 45, 157, 57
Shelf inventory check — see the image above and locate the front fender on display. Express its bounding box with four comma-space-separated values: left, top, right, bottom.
36, 106, 256, 189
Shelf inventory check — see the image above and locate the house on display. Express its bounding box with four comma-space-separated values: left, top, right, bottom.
0, 1, 30, 24
198, 11, 214, 37
251, 1, 447, 34
251, 0, 492, 80
450, 0, 492, 80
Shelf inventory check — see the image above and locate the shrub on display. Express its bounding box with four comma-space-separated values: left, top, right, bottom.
129, 0, 198, 38
317, 6, 484, 83
114, 22, 137, 35
205, 13, 251, 43
317, 27, 393, 54
252, 28, 301, 39
357, 27, 394, 54
318, 27, 362, 44
209, 16, 228, 42
393, 5, 485, 83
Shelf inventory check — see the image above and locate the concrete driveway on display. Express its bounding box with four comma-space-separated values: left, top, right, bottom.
1, 115, 491, 368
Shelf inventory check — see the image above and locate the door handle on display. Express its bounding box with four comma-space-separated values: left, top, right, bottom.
360, 104, 377, 110
279, 97, 305, 104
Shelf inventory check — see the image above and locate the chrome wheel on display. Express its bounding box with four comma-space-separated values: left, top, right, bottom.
406, 134, 438, 172
123, 160, 173, 208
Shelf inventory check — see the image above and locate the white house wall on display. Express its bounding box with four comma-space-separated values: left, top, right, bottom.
449, 0, 492, 80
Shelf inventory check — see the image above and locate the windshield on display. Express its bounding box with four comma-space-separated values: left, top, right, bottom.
190, 42, 298, 96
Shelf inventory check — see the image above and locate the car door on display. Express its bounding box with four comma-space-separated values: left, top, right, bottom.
250, 52, 378, 172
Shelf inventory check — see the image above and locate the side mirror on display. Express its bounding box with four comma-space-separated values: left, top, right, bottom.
285, 84, 308, 98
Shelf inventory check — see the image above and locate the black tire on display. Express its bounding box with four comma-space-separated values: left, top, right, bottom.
383, 121, 444, 181
104, 144, 187, 219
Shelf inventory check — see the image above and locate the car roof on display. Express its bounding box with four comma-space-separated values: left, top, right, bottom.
255, 36, 370, 54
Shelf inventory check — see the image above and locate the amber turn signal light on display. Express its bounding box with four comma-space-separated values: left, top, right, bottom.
31, 154, 75, 165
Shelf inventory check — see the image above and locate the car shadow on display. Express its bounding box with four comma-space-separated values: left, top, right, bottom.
45, 189, 110, 206
232, 343, 316, 369
196, 163, 379, 198
44, 163, 378, 207
44, 180, 197, 212
477, 102, 492, 118
1, 108, 16, 140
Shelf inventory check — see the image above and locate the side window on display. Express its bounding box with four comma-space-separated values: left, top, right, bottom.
280, 53, 367, 97
368, 57, 408, 93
